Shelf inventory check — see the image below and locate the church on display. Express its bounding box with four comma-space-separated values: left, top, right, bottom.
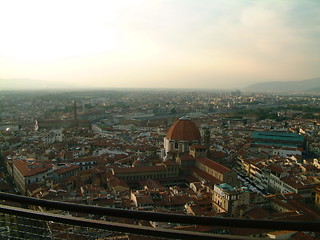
113, 117, 238, 187
163, 117, 238, 186
162, 117, 210, 160
35, 101, 91, 130
163, 116, 202, 160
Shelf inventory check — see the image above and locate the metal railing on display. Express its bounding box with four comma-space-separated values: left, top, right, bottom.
0, 192, 319, 240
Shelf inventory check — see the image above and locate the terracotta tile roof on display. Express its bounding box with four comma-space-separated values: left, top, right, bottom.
113, 165, 167, 174
191, 167, 222, 185
190, 144, 207, 149
245, 206, 272, 219
196, 157, 231, 174
166, 118, 201, 141
286, 199, 320, 219
163, 160, 179, 166
267, 165, 285, 175
281, 176, 319, 190
13, 160, 48, 177
136, 195, 154, 205
54, 165, 80, 175
210, 150, 226, 159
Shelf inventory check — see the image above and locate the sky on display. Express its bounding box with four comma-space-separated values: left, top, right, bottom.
0, 0, 320, 90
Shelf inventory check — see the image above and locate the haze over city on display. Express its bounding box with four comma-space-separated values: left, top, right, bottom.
1, 0, 320, 90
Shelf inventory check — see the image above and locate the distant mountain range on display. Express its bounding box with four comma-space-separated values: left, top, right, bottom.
1, 77, 320, 93
244, 78, 320, 93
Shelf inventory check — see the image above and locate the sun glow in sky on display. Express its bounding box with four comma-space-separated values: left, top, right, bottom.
0, 0, 320, 90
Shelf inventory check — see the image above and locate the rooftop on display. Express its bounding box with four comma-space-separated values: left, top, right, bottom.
196, 158, 232, 174
216, 183, 234, 191
252, 131, 304, 142
166, 118, 201, 141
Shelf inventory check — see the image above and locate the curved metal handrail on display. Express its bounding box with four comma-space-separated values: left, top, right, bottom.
0, 204, 266, 240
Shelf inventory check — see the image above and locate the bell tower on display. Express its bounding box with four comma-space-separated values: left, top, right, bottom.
73, 100, 78, 120
203, 126, 211, 157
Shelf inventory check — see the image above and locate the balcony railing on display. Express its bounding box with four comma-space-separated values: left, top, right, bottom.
0, 192, 319, 240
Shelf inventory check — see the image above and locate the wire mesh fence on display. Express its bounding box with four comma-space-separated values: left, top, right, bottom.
0, 212, 130, 240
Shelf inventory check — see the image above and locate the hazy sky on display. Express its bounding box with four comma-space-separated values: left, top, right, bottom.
0, 0, 319, 90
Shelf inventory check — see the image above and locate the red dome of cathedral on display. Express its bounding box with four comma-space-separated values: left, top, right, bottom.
166, 117, 201, 141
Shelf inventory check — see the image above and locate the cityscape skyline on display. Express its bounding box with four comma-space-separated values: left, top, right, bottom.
1, 0, 320, 90
1, 87, 320, 238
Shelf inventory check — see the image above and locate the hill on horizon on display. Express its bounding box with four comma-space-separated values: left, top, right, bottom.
1, 78, 320, 93
243, 78, 320, 93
